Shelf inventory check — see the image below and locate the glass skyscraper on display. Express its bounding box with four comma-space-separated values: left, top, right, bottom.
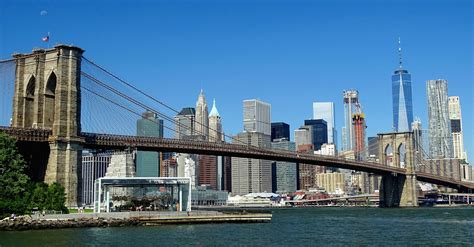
342, 90, 359, 151
304, 119, 328, 151
271, 139, 297, 193
136, 110, 164, 177
243, 99, 271, 135
392, 39, 414, 132
313, 102, 336, 146
271, 122, 290, 141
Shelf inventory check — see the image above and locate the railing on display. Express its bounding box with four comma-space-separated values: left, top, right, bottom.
1, 126, 473, 189
0, 126, 51, 141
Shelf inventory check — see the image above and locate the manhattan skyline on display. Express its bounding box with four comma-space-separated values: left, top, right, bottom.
0, 0, 471, 157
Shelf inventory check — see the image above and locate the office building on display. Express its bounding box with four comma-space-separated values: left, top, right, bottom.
209, 99, 223, 142
271, 122, 290, 141
427, 79, 453, 158
295, 126, 321, 190
448, 96, 466, 160
342, 90, 359, 151
313, 102, 336, 145
304, 119, 328, 151
314, 143, 336, 156
136, 110, 163, 177
271, 138, 297, 193
195, 89, 209, 139
367, 137, 379, 160
243, 99, 271, 135
174, 107, 195, 139
161, 156, 178, 177
208, 99, 226, 190
223, 156, 232, 192
350, 171, 369, 193
231, 131, 272, 195
316, 172, 345, 194
199, 155, 217, 190
81, 151, 112, 206
392, 38, 414, 132
295, 126, 313, 147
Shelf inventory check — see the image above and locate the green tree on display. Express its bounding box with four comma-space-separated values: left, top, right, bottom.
29, 182, 49, 210
0, 132, 30, 217
0, 133, 69, 216
45, 183, 68, 212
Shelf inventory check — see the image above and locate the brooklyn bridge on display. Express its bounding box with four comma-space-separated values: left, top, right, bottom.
1, 45, 472, 208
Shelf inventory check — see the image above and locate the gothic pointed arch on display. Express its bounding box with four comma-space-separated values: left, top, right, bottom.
24, 75, 36, 127
385, 144, 393, 167
45, 71, 57, 95
25, 75, 36, 97
44, 72, 57, 128
398, 143, 407, 168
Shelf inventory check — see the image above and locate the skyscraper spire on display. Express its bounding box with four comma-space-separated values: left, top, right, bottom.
195, 89, 209, 139
209, 98, 220, 117
209, 98, 222, 142
398, 37, 403, 69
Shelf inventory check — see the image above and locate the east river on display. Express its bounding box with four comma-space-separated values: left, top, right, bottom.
1, 207, 473, 246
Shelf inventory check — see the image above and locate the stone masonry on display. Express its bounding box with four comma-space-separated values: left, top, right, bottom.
11, 45, 84, 206
378, 132, 418, 207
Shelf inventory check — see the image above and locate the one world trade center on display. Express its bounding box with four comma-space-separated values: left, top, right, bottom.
392, 38, 413, 132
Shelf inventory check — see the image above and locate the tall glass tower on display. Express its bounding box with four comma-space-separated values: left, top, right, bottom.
342, 90, 359, 151
136, 110, 164, 177
313, 102, 336, 146
392, 38, 414, 132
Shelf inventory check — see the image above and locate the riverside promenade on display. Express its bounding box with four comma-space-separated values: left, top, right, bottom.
0, 211, 272, 231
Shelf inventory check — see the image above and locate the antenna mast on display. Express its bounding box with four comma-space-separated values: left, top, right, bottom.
398, 37, 403, 69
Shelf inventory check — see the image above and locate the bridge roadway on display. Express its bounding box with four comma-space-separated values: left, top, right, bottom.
1, 127, 474, 191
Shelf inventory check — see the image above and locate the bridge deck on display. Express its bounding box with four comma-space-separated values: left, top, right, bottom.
1, 126, 473, 191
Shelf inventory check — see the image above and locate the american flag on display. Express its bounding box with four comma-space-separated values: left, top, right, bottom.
42, 35, 49, 42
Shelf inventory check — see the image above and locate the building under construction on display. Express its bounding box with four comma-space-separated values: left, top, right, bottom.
352, 112, 366, 161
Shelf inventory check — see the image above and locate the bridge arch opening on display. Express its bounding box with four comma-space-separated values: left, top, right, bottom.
385, 144, 393, 167
44, 72, 57, 128
398, 143, 406, 168
24, 75, 36, 127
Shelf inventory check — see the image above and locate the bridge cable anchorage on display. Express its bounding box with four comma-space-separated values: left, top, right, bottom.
81, 57, 253, 148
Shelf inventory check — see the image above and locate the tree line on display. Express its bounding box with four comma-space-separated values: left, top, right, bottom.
0, 132, 68, 218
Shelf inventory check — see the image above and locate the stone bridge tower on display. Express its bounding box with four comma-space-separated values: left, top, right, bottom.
12, 45, 84, 206
378, 131, 418, 207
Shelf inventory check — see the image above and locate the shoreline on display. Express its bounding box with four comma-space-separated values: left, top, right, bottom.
0, 211, 272, 231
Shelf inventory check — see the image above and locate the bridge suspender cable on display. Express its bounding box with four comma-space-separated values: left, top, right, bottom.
81, 57, 254, 148
81, 86, 184, 136
80, 69, 256, 148
81, 72, 198, 139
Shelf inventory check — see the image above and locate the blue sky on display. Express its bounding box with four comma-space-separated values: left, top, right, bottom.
0, 0, 472, 158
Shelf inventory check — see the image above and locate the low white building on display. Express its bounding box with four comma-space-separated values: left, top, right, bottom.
314, 143, 336, 156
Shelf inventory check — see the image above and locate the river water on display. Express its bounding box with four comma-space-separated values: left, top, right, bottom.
1, 207, 473, 246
